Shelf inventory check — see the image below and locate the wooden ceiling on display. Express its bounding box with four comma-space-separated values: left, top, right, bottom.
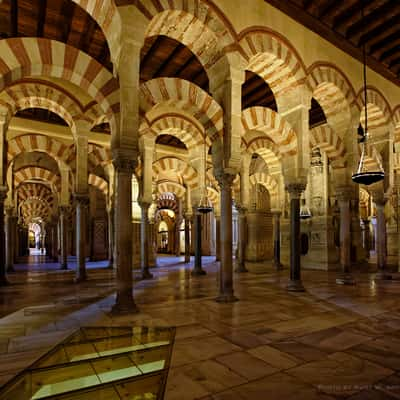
264, 0, 400, 86
0, 0, 112, 70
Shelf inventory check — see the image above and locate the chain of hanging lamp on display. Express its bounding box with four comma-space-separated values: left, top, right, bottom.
197, 136, 213, 214
352, 0, 385, 185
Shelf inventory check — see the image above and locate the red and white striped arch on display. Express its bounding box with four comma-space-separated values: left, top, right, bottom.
88, 173, 108, 196
310, 124, 346, 165
241, 107, 297, 156
8, 134, 75, 166
14, 166, 61, 191
244, 136, 282, 173
140, 78, 223, 142
249, 172, 278, 207
157, 181, 186, 200
239, 28, 307, 108
153, 156, 198, 189
0, 38, 119, 133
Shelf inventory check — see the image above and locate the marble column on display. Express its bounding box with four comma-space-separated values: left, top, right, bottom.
74, 193, 89, 282
361, 219, 370, 260
216, 173, 238, 302
184, 214, 191, 263
235, 206, 248, 273
59, 206, 68, 269
375, 198, 390, 279
0, 187, 9, 285
272, 210, 283, 270
336, 188, 355, 285
111, 155, 138, 314
140, 201, 153, 279
5, 207, 16, 273
286, 183, 305, 292
51, 218, 58, 262
107, 205, 114, 268
215, 215, 221, 262
192, 211, 206, 275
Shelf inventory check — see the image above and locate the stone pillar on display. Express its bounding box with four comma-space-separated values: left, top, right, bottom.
336, 188, 355, 285
107, 204, 114, 268
51, 217, 58, 262
192, 211, 206, 275
184, 214, 191, 263
111, 154, 138, 314
140, 201, 153, 279
235, 206, 248, 273
375, 198, 390, 279
286, 183, 306, 292
0, 187, 9, 285
5, 207, 16, 272
74, 193, 89, 282
272, 210, 283, 270
216, 173, 238, 302
215, 214, 221, 262
59, 206, 69, 269
361, 219, 370, 259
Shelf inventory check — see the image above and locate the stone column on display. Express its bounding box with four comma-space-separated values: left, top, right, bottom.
235, 205, 248, 273
0, 187, 9, 285
5, 207, 16, 272
184, 214, 191, 263
216, 173, 238, 302
107, 204, 114, 268
361, 219, 370, 259
51, 217, 58, 262
59, 206, 68, 269
140, 201, 153, 279
286, 183, 306, 292
375, 197, 390, 279
336, 188, 355, 285
272, 210, 283, 270
74, 193, 89, 282
192, 211, 206, 275
111, 154, 138, 314
215, 214, 221, 262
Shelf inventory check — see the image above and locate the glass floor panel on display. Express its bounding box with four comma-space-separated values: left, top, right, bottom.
0, 326, 175, 400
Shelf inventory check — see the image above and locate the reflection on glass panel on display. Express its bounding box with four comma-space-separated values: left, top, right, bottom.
0, 326, 175, 400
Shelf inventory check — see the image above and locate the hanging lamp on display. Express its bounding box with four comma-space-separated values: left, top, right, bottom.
300, 197, 312, 220
197, 138, 213, 214
352, 1, 384, 186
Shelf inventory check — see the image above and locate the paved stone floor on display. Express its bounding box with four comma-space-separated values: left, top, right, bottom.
1, 257, 400, 399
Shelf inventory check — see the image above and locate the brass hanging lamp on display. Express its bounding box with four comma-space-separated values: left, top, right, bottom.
352, 1, 384, 186
197, 138, 213, 214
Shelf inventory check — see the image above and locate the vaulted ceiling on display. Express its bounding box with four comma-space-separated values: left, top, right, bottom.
264, 0, 400, 86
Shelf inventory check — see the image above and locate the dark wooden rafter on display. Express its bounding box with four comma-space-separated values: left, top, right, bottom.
318, 0, 344, 19
36, 0, 47, 37
78, 13, 97, 54
10, 0, 18, 37
332, 0, 375, 31
358, 14, 400, 47
379, 40, 400, 63
59, 0, 75, 43
345, 1, 400, 40
370, 29, 400, 54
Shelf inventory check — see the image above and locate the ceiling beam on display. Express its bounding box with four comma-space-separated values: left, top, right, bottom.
318, 0, 344, 19
10, 0, 18, 37
78, 15, 97, 54
60, 0, 75, 43
358, 14, 400, 48
36, 0, 47, 37
378, 40, 400, 62
370, 30, 400, 55
345, 1, 400, 40
152, 43, 184, 77
263, 0, 400, 87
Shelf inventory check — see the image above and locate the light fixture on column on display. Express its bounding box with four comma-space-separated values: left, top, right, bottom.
300, 198, 312, 220
197, 137, 213, 214
352, 1, 384, 186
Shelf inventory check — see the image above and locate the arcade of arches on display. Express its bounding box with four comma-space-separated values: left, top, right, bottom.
1, 0, 400, 398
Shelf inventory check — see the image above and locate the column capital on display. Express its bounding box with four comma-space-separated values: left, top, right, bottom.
112, 155, 137, 173
138, 201, 151, 210
236, 204, 247, 215
271, 209, 282, 217
59, 205, 71, 215
73, 192, 90, 206
285, 183, 306, 199
215, 172, 236, 190
372, 191, 388, 207
336, 186, 353, 202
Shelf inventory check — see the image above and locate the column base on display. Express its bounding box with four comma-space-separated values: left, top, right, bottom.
111, 301, 139, 315
287, 280, 305, 292
60, 264, 68, 270
273, 262, 284, 271
6, 266, 15, 273
375, 271, 392, 280
106, 263, 114, 269
141, 270, 153, 280
184, 256, 190, 263
74, 274, 87, 283
215, 293, 239, 303
234, 263, 248, 273
336, 274, 356, 285
191, 268, 206, 276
